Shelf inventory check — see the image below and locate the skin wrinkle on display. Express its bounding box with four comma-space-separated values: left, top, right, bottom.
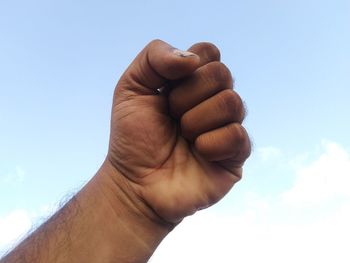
215, 90, 243, 122
134, 128, 179, 180
169, 63, 233, 119
110, 116, 177, 182
180, 90, 244, 142
201, 62, 233, 91
189, 148, 238, 205
103, 161, 176, 232
112, 96, 180, 181
95, 174, 158, 254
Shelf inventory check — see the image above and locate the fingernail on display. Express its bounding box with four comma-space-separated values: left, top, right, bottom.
173, 49, 196, 57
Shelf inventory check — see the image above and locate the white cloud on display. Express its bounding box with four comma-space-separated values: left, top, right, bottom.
150, 199, 350, 263
0, 204, 57, 257
150, 141, 350, 263
257, 146, 282, 162
282, 141, 350, 206
0, 210, 32, 256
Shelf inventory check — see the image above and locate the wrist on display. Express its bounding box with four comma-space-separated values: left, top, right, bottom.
84, 159, 173, 261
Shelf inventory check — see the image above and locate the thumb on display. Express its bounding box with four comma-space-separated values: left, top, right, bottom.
116, 39, 201, 97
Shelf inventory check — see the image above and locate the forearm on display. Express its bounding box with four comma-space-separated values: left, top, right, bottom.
1, 160, 172, 263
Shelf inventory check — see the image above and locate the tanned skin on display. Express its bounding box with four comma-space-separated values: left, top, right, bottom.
1, 40, 251, 263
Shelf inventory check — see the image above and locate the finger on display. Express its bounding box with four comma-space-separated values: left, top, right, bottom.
159, 42, 221, 97
187, 42, 221, 66
169, 61, 234, 118
181, 89, 245, 141
115, 39, 200, 99
194, 123, 251, 164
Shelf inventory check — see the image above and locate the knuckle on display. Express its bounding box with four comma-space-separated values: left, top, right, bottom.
229, 124, 247, 145
216, 90, 244, 121
147, 39, 172, 54
199, 42, 221, 61
205, 62, 233, 87
148, 39, 164, 47
230, 124, 251, 159
189, 42, 221, 62
216, 90, 235, 113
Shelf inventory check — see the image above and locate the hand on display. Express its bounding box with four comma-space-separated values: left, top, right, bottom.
106, 40, 251, 224
0, 39, 251, 263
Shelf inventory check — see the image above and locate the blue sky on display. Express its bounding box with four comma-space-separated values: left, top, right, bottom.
1, 0, 350, 261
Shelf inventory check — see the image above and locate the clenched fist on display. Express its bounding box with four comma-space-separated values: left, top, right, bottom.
0, 39, 251, 263
107, 39, 251, 224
